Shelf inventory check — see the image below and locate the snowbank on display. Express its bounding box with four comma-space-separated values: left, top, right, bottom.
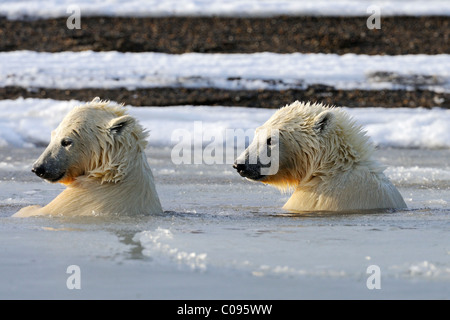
1, 51, 449, 92
1, 0, 449, 19
1, 98, 449, 149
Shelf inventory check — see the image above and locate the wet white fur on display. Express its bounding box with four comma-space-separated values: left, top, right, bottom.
243, 101, 406, 212
14, 98, 162, 217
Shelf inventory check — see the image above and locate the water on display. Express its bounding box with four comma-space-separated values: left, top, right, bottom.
0, 146, 449, 299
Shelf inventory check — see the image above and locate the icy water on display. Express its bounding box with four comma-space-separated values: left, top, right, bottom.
0, 146, 449, 299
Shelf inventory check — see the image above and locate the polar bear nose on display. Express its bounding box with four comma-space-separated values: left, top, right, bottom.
233, 162, 253, 177
233, 162, 246, 173
32, 164, 46, 178
233, 161, 266, 181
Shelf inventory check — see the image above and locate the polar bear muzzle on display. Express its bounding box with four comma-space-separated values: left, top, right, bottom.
233, 148, 275, 181
32, 159, 66, 182
233, 161, 266, 181
31, 140, 73, 183
233, 128, 279, 181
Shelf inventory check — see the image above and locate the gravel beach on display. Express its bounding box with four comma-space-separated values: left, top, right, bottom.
0, 15, 448, 108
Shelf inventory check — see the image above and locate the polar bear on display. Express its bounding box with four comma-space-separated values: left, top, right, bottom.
233, 101, 407, 212
14, 98, 162, 217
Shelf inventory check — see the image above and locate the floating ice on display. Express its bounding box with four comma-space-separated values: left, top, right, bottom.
133, 228, 208, 271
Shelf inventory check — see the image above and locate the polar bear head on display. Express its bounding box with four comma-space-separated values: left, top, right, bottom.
31, 98, 148, 185
234, 101, 373, 191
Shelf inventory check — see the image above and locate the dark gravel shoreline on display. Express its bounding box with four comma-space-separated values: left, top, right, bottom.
0, 15, 448, 108
3, 86, 448, 109
1, 16, 448, 54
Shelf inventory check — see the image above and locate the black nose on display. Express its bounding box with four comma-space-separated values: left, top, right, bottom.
32, 165, 46, 178
233, 163, 248, 175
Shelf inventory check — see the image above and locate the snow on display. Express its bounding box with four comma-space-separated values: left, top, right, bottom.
1, 51, 449, 92
1, 98, 450, 150
1, 0, 450, 19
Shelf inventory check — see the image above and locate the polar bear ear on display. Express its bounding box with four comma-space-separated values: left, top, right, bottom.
313, 110, 335, 134
108, 115, 135, 136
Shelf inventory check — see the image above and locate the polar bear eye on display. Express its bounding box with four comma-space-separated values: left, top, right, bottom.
61, 138, 73, 148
